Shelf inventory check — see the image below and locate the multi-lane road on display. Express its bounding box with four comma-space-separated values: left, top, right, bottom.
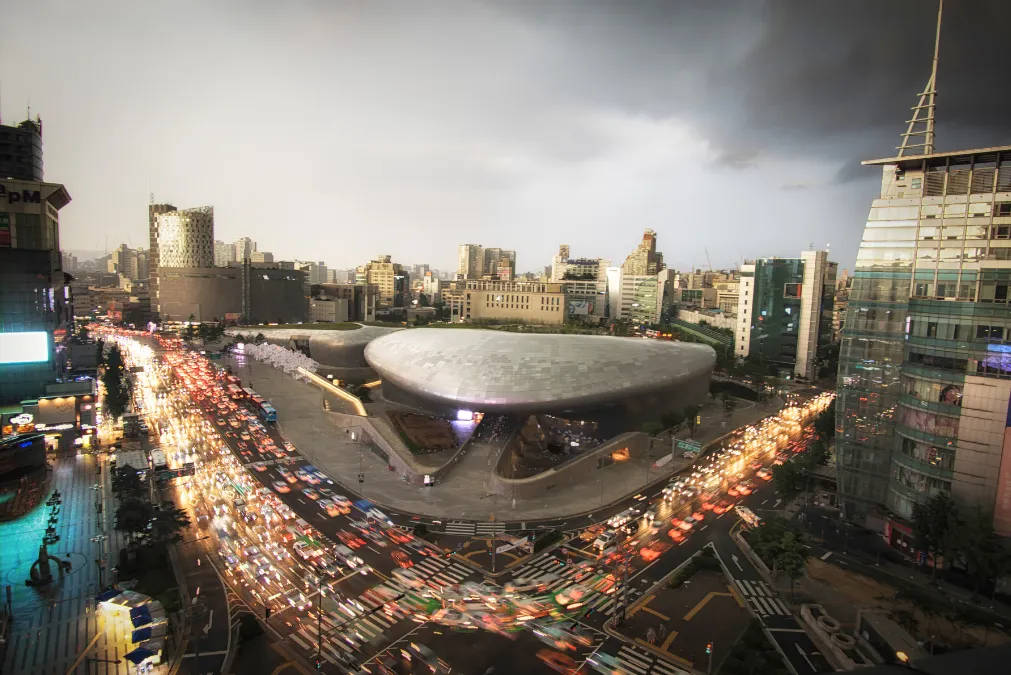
106, 328, 834, 674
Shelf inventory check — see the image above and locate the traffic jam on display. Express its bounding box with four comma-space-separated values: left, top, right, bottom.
581, 392, 833, 563
103, 326, 834, 673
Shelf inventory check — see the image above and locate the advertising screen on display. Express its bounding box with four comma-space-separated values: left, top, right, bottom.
0, 331, 49, 364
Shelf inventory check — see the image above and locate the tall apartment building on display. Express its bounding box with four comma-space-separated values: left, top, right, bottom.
621, 229, 664, 276
214, 239, 237, 266
0, 118, 44, 181
107, 244, 148, 281
734, 252, 835, 379
357, 255, 408, 307
234, 236, 256, 262
445, 280, 566, 325
456, 243, 516, 280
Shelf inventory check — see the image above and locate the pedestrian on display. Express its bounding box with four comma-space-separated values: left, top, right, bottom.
658, 624, 667, 641
646, 627, 657, 645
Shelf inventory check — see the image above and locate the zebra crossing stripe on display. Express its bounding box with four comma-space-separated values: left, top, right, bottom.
290, 632, 313, 651
618, 645, 653, 669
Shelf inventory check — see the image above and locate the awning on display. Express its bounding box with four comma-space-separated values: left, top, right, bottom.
124, 647, 155, 665
130, 606, 152, 628
95, 588, 121, 603
131, 627, 152, 643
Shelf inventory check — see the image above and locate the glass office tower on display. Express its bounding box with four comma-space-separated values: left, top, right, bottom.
837, 147, 1011, 538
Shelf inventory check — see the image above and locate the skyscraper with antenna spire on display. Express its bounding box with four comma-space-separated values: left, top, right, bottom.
835, 0, 1011, 538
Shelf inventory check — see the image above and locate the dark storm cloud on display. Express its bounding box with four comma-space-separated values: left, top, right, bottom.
2, 0, 1008, 273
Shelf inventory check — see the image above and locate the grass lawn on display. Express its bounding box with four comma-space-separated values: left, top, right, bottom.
237, 322, 362, 331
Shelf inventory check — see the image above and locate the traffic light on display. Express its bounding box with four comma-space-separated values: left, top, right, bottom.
313, 656, 323, 670
705, 642, 712, 655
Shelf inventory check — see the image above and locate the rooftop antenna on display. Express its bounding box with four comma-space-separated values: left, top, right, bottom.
897, 0, 943, 156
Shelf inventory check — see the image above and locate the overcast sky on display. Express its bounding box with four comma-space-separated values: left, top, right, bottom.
3, 0, 1009, 273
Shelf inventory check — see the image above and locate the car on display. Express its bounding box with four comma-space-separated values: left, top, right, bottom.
727, 485, 741, 497
690, 511, 705, 522
713, 500, 733, 514
337, 530, 366, 549
391, 550, 413, 568
671, 518, 692, 531
756, 467, 772, 480
278, 468, 297, 484
302, 487, 320, 500
736, 483, 753, 495
667, 528, 686, 542
252, 462, 267, 472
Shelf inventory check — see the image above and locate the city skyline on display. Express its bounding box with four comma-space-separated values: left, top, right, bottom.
4, 1, 1010, 273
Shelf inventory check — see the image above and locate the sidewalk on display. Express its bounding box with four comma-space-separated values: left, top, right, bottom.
231, 354, 791, 523
798, 506, 1011, 626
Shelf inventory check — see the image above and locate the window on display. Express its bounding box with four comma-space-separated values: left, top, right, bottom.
910, 177, 922, 189
997, 203, 1011, 217
926, 322, 938, 337
977, 325, 1005, 341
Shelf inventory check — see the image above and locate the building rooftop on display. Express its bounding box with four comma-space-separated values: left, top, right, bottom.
862, 144, 1011, 168
365, 328, 715, 412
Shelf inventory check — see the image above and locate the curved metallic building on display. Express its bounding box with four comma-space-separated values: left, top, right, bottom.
228, 325, 401, 368
365, 329, 715, 424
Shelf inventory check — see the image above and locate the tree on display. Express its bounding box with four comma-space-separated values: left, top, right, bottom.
771, 461, 805, 499
102, 345, 130, 421
813, 399, 836, 442
150, 504, 191, 545
685, 404, 701, 437
112, 467, 144, 499
115, 498, 153, 545
911, 492, 959, 581
950, 506, 1008, 596
775, 532, 808, 601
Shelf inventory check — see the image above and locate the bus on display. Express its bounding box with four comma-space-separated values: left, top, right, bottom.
734, 505, 763, 528
251, 398, 277, 423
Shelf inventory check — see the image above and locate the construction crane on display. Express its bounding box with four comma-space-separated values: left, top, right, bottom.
704, 248, 713, 273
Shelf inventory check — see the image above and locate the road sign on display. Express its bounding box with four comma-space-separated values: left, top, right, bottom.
675, 439, 702, 457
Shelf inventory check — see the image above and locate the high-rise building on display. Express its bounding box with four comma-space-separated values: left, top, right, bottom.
836, 9, 1011, 538
249, 250, 273, 264
357, 255, 409, 307
0, 118, 43, 181
734, 252, 835, 379
155, 206, 214, 268
622, 229, 664, 276
147, 202, 177, 312
214, 239, 237, 267
458, 244, 484, 279
0, 177, 73, 402
456, 243, 516, 280
152, 206, 214, 315
234, 236, 256, 262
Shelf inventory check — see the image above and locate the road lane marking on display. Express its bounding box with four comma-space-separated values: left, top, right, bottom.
682, 591, 733, 622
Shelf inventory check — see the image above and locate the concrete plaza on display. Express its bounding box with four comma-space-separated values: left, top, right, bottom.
0, 451, 164, 675
229, 354, 788, 524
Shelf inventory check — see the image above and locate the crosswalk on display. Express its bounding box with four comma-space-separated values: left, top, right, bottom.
734, 578, 790, 617
586, 642, 690, 675
510, 554, 622, 616
289, 557, 474, 665
444, 520, 476, 536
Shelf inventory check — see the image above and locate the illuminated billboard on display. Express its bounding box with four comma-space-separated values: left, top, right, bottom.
0, 331, 49, 364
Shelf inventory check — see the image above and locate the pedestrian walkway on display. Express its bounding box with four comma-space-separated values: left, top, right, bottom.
734, 579, 791, 618
231, 354, 790, 523
510, 554, 629, 617
588, 639, 690, 675
0, 452, 165, 675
